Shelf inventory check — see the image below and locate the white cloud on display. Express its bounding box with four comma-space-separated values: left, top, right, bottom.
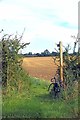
22, 19, 77, 45
0, 0, 79, 53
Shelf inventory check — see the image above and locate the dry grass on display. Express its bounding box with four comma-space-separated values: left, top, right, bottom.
22, 57, 58, 81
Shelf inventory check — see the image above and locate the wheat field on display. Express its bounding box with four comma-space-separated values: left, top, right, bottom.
22, 57, 58, 81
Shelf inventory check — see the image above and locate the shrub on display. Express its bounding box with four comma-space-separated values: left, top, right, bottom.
0, 30, 30, 93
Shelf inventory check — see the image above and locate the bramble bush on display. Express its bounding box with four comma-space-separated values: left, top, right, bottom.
54, 43, 79, 100
63, 44, 79, 100
0, 30, 30, 94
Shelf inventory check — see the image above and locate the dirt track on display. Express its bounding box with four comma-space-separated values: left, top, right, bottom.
22, 57, 58, 81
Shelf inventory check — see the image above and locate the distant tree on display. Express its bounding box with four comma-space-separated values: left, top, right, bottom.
28, 52, 32, 55
44, 49, 50, 55
36, 53, 41, 56
51, 51, 58, 56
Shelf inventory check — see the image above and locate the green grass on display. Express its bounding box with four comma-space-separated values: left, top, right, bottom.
2, 76, 79, 118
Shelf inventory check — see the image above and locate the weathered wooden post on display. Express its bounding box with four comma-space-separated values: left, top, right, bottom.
59, 41, 63, 82
57, 41, 63, 82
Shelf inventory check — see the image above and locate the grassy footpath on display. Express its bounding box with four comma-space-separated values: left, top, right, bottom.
2, 76, 78, 118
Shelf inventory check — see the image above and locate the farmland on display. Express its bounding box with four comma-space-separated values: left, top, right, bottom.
2, 30, 79, 119
3, 56, 79, 118
22, 57, 58, 81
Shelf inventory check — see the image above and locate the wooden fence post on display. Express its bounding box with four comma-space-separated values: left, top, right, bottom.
59, 41, 63, 82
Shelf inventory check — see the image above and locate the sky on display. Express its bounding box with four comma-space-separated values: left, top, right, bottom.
0, 0, 79, 53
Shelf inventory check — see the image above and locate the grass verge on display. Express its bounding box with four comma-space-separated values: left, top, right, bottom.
2, 75, 79, 118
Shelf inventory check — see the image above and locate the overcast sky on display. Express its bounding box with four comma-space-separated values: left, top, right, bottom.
0, 0, 79, 53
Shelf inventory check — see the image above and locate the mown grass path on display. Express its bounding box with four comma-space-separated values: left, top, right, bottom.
2, 77, 78, 118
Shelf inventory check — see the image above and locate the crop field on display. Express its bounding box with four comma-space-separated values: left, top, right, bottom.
22, 57, 58, 81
